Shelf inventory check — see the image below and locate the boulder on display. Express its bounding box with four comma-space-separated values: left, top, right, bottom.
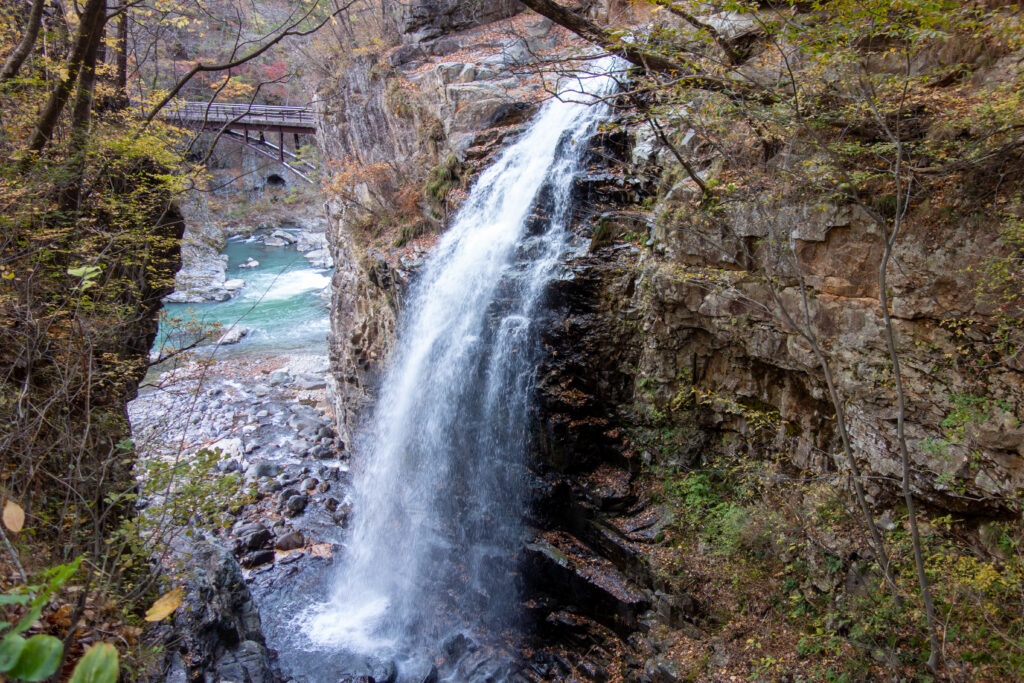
233, 523, 272, 553
164, 543, 280, 682
219, 459, 242, 473
270, 229, 297, 244
294, 374, 327, 390
283, 494, 308, 517
333, 504, 352, 527
304, 248, 333, 268
340, 657, 397, 683
275, 531, 305, 551
246, 461, 280, 479
207, 437, 244, 460
216, 325, 249, 345
295, 231, 329, 252
240, 550, 274, 568
309, 444, 334, 459
399, 0, 520, 42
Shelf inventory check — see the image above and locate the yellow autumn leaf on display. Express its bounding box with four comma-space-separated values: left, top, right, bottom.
3, 500, 24, 533
144, 587, 183, 622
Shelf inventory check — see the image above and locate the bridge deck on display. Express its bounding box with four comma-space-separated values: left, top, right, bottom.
162, 101, 318, 182
166, 102, 317, 132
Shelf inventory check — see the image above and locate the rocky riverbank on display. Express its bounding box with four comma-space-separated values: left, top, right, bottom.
132, 352, 358, 683
132, 199, 347, 681
167, 225, 332, 304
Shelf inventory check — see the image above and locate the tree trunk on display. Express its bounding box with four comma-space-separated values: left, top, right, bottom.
25, 0, 107, 153
60, 11, 104, 211
516, 0, 769, 101
877, 160, 942, 673
115, 6, 128, 105
1, 0, 48, 81
518, 0, 686, 72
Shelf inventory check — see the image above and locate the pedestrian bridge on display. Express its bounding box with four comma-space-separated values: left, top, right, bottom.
162, 102, 318, 182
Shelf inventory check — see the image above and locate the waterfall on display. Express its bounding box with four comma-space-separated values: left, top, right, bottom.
309, 58, 621, 673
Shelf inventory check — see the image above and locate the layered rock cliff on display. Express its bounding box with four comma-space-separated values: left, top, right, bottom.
315, 1, 1024, 678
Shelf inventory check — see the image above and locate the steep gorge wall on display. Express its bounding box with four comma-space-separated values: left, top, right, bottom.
524, 55, 1024, 677
538, 85, 1024, 520
314, 2, 1024, 677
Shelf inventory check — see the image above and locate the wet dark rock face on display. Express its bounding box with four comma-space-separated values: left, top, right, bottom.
536, 245, 644, 474
519, 130, 706, 681
161, 544, 280, 683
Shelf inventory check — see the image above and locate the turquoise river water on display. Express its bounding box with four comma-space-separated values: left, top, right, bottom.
154, 235, 331, 358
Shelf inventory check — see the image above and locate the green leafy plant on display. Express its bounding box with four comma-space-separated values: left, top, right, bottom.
68, 643, 120, 683
0, 508, 122, 683
66, 265, 103, 291
0, 559, 88, 682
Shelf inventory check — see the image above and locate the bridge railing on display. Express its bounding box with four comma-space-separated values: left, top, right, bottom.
163, 101, 316, 129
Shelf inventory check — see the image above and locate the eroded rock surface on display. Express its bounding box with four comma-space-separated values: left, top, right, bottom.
162, 543, 281, 683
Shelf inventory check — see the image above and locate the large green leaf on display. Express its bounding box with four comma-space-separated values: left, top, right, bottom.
0, 633, 26, 672
69, 643, 119, 683
0, 593, 31, 606
11, 601, 43, 635
7, 634, 63, 681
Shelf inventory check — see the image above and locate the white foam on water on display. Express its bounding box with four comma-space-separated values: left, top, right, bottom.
239, 268, 330, 302
306, 594, 396, 652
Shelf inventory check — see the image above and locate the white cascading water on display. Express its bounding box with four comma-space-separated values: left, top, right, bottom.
308, 58, 621, 677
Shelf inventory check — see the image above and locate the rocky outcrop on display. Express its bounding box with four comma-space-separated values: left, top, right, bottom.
160, 543, 280, 683
399, 0, 520, 43
517, 79, 1024, 675
630, 200, 1022, 508
532, 113, 1024, 530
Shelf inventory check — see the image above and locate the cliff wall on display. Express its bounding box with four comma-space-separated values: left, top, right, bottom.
315, 2, 1024, 677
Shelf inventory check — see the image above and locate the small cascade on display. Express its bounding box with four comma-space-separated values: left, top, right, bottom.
309, 58, 622, 678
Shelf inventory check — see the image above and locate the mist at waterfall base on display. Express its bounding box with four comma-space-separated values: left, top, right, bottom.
289, 61, 620, 680
155, 237, 330, 357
